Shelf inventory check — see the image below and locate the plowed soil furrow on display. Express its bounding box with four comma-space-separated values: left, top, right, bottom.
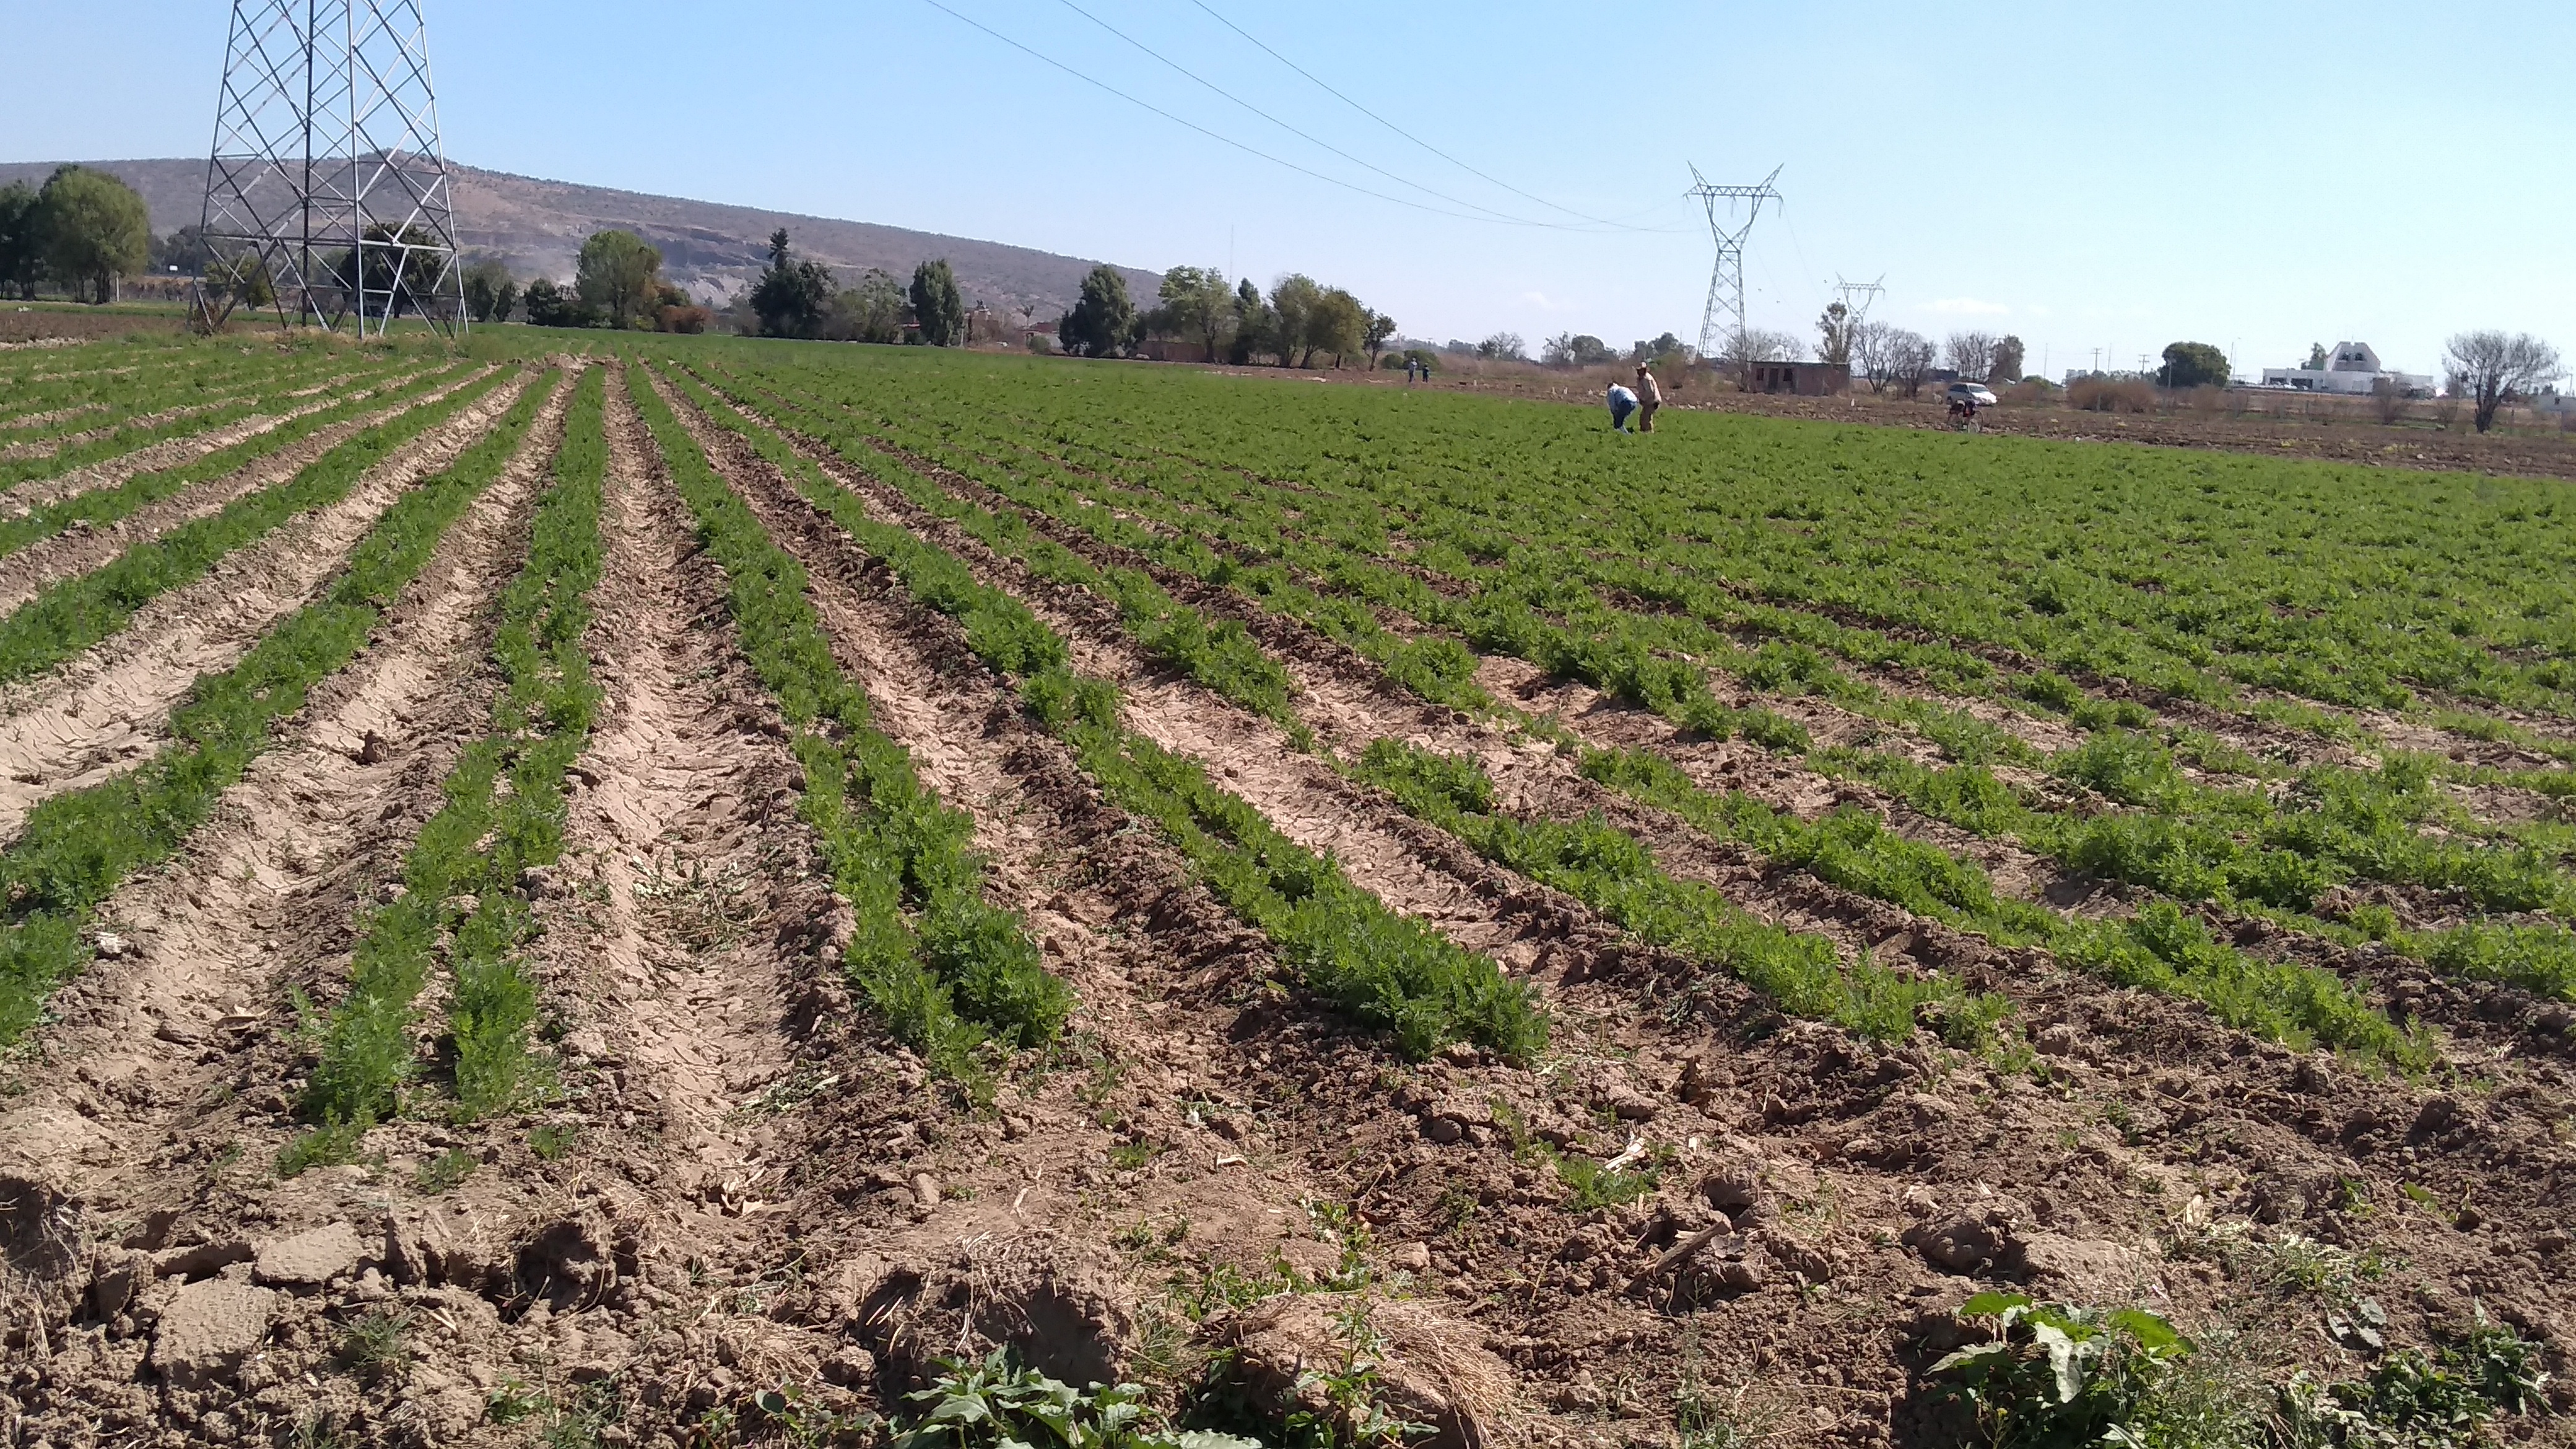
0, 399, 238, 462
771, 410, 2576, 1177
0, 370, 539, 844
686, 382, 2576, 1449
0, 373, 558, 1191
838, 427, 2576, 1064
535, 373, 814, 1235
2, 366, 415, 511
684, 385, 1565, 974
0, 366, 487, 616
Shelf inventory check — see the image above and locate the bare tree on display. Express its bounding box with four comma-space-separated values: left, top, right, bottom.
1476, 331, 1526, 362
1944, 331, 1998, 381
2444, 331, 2562, 433
1889, 329, 1936, 398
2370, 376, 2406, 426
1850, 320, 1895, 393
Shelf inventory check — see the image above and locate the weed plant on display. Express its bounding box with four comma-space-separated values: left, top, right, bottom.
0, 369, 544, 1047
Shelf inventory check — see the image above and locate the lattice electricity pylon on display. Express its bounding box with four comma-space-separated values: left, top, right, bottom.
1686, 163, 1782, 364
1834, 274, 1885, 328
189, 0, 465, 338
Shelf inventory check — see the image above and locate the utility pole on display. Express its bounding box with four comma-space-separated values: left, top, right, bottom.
191, 0, 464, 337
1686, 162, 1783, 367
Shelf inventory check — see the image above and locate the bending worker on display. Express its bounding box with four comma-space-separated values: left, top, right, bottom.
1634, 363, 1663, 432
1607, 379, 1639, 433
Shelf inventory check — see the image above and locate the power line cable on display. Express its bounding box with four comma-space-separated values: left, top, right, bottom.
1052, 0, 1558, 228
918, 0, 1570, 228
919, 0, 1684, 234
1186, 0, 1665, 232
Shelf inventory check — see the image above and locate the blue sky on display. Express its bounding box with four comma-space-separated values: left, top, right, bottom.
8, 1, 2571, 381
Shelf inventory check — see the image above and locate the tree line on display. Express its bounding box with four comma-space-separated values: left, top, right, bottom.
0, 166, 153, 304
1048, 264, 1398, 368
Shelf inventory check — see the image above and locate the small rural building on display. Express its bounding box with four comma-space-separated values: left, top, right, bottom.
1740, 360, 1850, 396
2258, 341, 2433, 397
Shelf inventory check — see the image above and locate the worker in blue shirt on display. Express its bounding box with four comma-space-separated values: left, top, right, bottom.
1606, 381, 1639, 432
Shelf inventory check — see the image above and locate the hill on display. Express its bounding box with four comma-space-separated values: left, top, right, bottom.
0, 157, 1157, 320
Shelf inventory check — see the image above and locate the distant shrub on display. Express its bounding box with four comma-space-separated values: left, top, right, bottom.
2068, 376, 2154, 413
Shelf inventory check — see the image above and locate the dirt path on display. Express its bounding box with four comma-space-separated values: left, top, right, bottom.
526, 372, 817, 1265
0, 368, 541, 845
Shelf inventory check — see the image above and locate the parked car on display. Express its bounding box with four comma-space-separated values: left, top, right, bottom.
1945, 381, 1999, 407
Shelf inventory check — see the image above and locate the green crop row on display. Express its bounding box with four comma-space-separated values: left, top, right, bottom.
674, 365, 1308, 742
1577, 742, 2428, 1064
290, 368, 610, 1167
0, 362, 471, 562
0, 368, 547, 1047
0, 349, 399, 490
1354, 738, 1997, 1046
765, 362, 2570, 1004
0, 343, 343, 430
707, 351, 2502, 1050
626, 363, 1069, 1094
675, 370, 1547, 1061
0, 367, 508, 686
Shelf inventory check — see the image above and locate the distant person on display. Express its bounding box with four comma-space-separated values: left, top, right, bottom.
1634, 364, 1663, 432
1404, 356, 1419, 384
1607, 381, 1638, 433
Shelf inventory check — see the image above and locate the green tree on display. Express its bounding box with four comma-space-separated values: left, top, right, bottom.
1364, 310, 1398, 367
750, 228, 833, 339
910, 258, 966, 346
1227, 277, 1275, 365
34, 165, 150, 305
522, 277, 601, 328
1056, 264, 1136, 359
2303, 342, 2330, 371
1309, 287, 1368, 368
1990, 334, 2027, 383
462, 258, 518, 323
827, 267, 908, 343
0, 182, 41, 300
573, 230, 662, 329
1815, 301, 1854, 365
2157, 341, 2230, 389
1154, 265, 1234, 361
1269, 274, 1325, 367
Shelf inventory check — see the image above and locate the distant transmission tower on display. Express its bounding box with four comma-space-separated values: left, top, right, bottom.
1685, 162, 1782, 363
189, 0, 465, 337
1834, 274, 1885, 327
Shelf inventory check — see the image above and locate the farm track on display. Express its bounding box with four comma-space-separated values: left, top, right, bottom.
4, 365, 430, 513
0, 368, 537, 844
693, 378, 2576, 1449
0, 368, 564, 1443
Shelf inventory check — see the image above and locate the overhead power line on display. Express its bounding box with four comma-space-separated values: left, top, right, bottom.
1186, 0, 1667, 233
1053, 0, 1550, 228
918, 0, 1684, 234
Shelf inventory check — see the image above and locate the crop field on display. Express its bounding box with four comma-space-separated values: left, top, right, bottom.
1, 334, 2570, 1449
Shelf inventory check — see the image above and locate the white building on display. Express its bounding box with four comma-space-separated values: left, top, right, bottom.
2259, 341, 2433, 397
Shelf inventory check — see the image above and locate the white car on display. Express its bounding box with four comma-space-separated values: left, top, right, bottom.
1946, 381, 1999, 407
